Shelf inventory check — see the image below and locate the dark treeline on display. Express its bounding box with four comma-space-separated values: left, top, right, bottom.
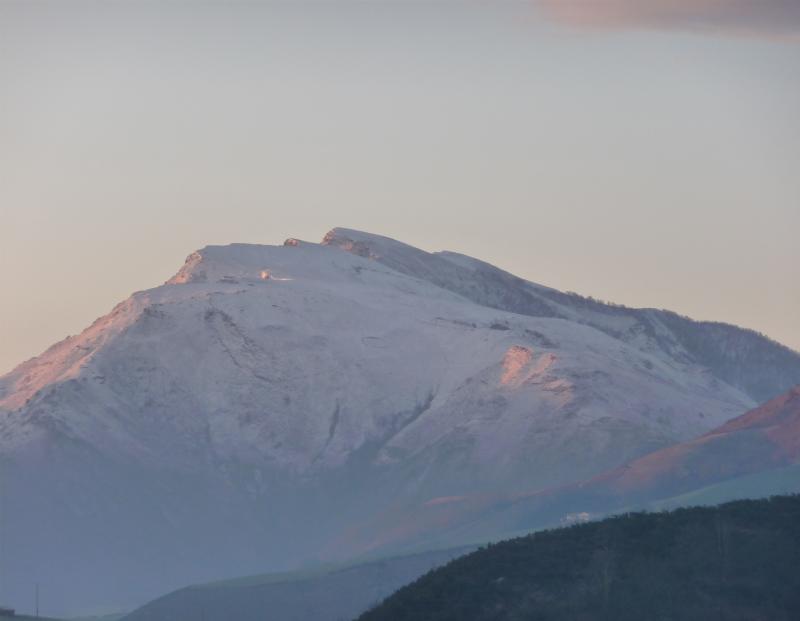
358, 495, 800, 621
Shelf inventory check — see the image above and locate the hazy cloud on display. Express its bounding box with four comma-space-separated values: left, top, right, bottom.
537, 0, 800, 40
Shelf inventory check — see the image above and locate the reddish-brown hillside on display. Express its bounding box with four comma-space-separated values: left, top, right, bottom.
590, 385, 800, 497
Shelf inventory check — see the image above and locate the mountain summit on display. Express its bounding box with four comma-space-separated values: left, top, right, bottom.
1, 229, 798, 614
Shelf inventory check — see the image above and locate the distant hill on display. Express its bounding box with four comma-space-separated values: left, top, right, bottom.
358, 495, 800, 621
121, 546, 474, 621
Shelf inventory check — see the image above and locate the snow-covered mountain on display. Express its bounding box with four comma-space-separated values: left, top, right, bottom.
1, 228, 798, 614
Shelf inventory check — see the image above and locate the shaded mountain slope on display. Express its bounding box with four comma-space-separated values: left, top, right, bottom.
585, 385, 800, 499
121, 546, 475, 621
336, 386, 800, 556
645, 462, 800, 512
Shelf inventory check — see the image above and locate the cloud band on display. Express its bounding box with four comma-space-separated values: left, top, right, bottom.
537, 0, 800, 40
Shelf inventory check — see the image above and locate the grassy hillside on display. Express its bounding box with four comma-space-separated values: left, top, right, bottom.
358, 495, 800, 621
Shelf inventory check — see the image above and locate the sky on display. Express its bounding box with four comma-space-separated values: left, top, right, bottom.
1, 1, 799, 374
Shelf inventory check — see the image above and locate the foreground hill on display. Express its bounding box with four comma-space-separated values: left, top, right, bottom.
2, 229, 798, 613
122, 546, 474, 621
358, 495, 800, 621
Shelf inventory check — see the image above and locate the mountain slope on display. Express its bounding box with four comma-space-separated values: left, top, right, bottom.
645, 462, 800, 512
357, 495, 800, 621
585, 384, 800, 500
1, 229, 797, 614
337, 385, 800, 556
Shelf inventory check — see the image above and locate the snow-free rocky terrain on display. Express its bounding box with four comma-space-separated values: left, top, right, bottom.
1, 228, 799, 614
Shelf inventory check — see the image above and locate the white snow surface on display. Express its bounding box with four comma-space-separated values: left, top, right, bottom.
0, 231, 752, 478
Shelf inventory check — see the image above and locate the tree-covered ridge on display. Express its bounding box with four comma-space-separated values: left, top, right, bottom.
358, 495, 800, 621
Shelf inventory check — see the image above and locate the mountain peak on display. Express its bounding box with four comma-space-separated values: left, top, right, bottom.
321, 227, 479, 289
322, 227, 394, 244
164, 230, 396, 286
321, 227, 420, 260
166, 242, 305, 285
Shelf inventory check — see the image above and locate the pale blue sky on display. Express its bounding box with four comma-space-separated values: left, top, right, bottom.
1, 1, 799, 373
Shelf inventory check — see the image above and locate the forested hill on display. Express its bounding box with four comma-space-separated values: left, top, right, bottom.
357, 495, 800, 621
